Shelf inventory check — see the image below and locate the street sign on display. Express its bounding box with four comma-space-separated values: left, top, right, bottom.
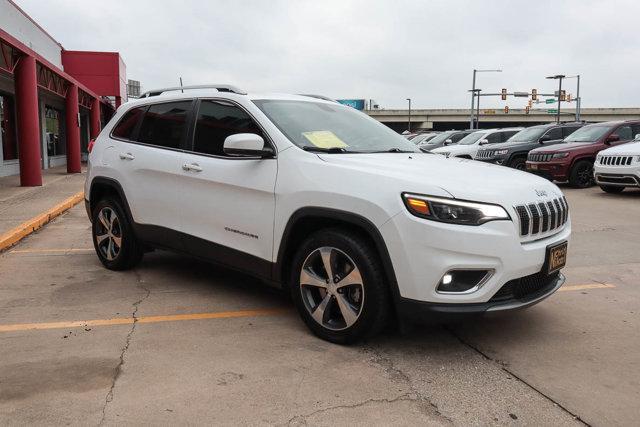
545, 99, 555, 104
513, 91, 529, 97
547, 109, 558, 114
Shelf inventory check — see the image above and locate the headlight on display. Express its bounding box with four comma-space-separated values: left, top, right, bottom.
402, 193, 511, 225
495, 149, 509, 155
552, 152, 569, 159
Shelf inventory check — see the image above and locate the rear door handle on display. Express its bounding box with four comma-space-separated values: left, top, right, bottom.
182, 163, 202, 172
119, 152, 135, 160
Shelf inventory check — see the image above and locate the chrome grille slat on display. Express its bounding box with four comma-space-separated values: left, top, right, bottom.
601, 155, 634, 166
515, 196, 568, 237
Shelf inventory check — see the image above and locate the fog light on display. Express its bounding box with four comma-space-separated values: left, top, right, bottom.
436, 270, 493, 294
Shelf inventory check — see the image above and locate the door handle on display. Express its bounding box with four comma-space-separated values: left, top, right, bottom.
119, 152, 135, 160
182, 163, 202, 172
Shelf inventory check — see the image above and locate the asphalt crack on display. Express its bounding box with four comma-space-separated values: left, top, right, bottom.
446, 326, 590, 426
98, 269, 150, 426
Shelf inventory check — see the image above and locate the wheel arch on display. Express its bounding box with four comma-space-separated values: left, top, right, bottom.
274, 207, 400, 302
88, 177, 135, 225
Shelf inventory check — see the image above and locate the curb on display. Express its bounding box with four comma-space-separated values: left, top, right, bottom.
0, 191, 85, 253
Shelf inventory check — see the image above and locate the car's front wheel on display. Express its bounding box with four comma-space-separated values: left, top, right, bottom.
91, 198, 143, 270
290, 229, 390, 344
599, 185, 625, 194
510, 157, 526, 170
569, 160, 594, 188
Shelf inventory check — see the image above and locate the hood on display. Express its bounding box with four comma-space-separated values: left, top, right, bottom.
599, 141, 640, 155
317, 153, 563, 205
529, 141, 596, 153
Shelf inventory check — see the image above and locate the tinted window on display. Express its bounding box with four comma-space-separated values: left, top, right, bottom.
192, 100, 265, 156
631, 124, 640, 139
137, 101, 192, 149
112, 106, 145, 140
486, 132, 501, 143
615, 125, 633, 141
500, 131, 518, 142
451, 132, 470, 143
562, 126, 581, 138
544, 127, 562, 140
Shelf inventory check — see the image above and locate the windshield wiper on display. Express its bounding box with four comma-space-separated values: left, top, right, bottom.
371, 148, 416, 153
302, 146, 351, 153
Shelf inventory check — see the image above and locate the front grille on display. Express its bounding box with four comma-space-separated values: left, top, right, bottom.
599, 155, 633, 166
528, 153, 553, 162
491, 271, 560, 302
476, 150, 494, 159
514, 196, 568, 236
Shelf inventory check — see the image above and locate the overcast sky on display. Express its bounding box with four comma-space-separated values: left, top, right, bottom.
15, 0, 640, 109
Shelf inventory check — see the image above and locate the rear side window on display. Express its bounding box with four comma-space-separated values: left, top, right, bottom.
112, 107, 145, 140
451, 132, 469, 143
615, 125, 633, 141
137, 101, 192, 149
544, 127, 562, 140
192, 100, 265, 156
562, 126, 581, 138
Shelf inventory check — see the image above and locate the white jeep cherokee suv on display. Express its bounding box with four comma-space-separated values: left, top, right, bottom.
594, 136, 640, 193
85, 85, 570, 344
431, 128, 522, 159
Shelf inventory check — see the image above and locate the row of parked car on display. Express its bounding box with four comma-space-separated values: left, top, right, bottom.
408, 121, 640, 193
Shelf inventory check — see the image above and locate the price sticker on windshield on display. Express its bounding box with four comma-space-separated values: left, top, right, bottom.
302, 131, 349, 149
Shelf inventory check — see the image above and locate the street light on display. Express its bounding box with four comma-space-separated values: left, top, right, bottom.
565, 75, 581, 121
406, 98, 412, 133
546, 74, 566, 124
470, 69, 502, 129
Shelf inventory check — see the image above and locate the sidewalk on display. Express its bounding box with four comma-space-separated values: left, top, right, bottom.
0, 167, 86, 247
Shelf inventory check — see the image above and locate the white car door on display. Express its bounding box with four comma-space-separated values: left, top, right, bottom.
178, 99, 277, 278
112, 101, 193, 245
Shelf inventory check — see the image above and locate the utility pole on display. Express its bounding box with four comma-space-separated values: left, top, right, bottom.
576, 75, 580, 121
469, 69, 502, 129
546, 74, 565, 124
406, 98, 412, 133
475, 89, 481, 129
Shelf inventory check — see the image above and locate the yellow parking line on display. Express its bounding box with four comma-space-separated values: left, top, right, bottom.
0, 308, 288, 333
559, 283, 616, 292
10, 248, 93, 254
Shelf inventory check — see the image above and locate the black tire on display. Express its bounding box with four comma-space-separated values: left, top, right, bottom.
509, 157, 526, 170
290, 228, 390, 344
569, 160, 595, 188
91, 198, 143, 270
599, 185, 625, 194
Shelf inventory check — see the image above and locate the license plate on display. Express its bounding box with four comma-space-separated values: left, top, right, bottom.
546, 241, 568, 274
529, 164, 538, 170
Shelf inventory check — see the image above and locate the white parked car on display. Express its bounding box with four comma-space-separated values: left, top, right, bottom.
85, 85, 570, 344
594, 135, 640, 193
431, 128, 522, 159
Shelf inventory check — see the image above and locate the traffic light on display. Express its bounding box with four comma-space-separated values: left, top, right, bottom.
501, 88, 507, 100
560, 90, 566, 101
531, 89, 538, 101
525, 106, 530, 114
504, 105, 509, 114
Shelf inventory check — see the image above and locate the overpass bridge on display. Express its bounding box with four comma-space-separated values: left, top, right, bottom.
366, 108, 640, 132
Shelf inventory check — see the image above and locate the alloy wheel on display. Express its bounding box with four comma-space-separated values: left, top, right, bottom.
95, 207, 122, 261
577, 163, 594, 186
299, 246, 364, 331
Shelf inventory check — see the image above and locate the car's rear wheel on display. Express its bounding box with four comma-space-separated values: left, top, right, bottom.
569, 160, 594, 188
599, 185, 625, 194
92, 198, 143, 270
510, 157, 526, 170
290, 229, 390, 344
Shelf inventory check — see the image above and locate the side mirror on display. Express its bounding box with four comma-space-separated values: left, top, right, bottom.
605, 134, 620, 144
634, 133, 640, 141
479, 139, 489, 145
223, 134, 273, 158
539, 135, 552, 143
443, 139, 453, 146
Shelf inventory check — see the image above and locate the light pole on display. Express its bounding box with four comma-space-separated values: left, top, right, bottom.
406, 98, 412, 133
469, 69, 502, 129
546, 74, 565, 124
566, 75, 581, 121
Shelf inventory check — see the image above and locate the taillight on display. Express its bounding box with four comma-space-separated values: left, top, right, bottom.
88, 139, 96, 153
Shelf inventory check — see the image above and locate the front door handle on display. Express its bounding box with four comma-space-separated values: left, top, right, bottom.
119, 152, 135, 160
182, 163, 203, 172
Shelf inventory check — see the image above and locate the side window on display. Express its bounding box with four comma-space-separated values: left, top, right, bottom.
499, 131, 516, 142
486, 132, 501, 143
631, 124, 640, 139
562, 126, 580, 138
451, 132, 467, 143
192, 100, 265, 156
615, 125, 633, 141
112, 107, 145, 140
137, 101, 192, 149
544, 127, 562, 140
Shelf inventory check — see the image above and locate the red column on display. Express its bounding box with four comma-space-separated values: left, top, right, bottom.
90, 97, 101, 139
14, 55, 42, 186
65, 83, 81, 173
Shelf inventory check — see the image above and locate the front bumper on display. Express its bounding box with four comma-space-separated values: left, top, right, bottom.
476, 155, 508, 165
380, 209, 571, 307
594, 165, 640, 187
526, 161, 568, 181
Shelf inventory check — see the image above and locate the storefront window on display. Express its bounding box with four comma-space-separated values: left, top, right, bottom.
1, 94, 18, 161
45, 106, 65, 157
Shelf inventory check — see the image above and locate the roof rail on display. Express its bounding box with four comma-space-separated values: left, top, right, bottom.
139, 84, 247, 98
299, 94, 337, 102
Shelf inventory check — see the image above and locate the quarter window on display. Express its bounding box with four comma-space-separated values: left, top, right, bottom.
112, 106, 145, 140
192, 100, 264, 156
137, 101, 192, 149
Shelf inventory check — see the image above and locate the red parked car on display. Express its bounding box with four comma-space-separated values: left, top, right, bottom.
526, 120, 640, 187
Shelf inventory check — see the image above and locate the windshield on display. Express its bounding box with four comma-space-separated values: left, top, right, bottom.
458, 131, 487, 145
422, 131, 455, 146
411, 133, 435, 144
253, 100, 419, 153
509, 127, 546, 142
565, 125, 611, 143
